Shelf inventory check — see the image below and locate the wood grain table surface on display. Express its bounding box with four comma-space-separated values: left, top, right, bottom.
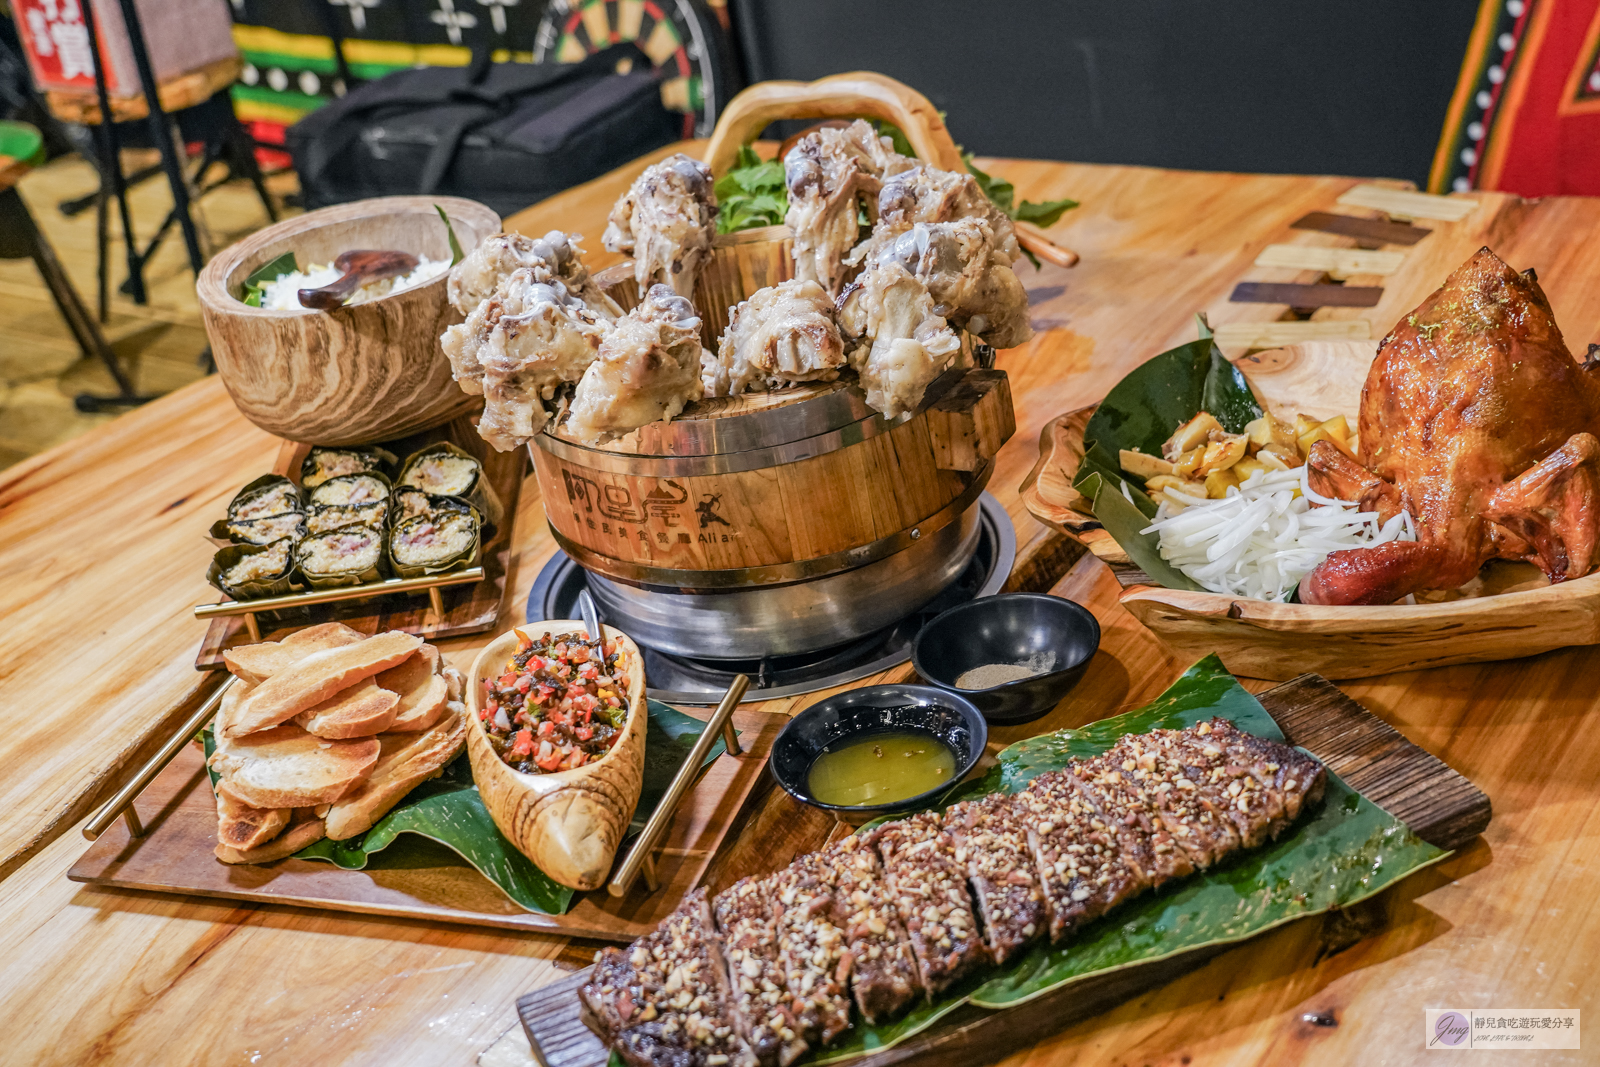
2, 140, 1598, 1066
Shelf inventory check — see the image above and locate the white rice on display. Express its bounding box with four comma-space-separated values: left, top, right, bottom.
256, 256, 450, 310
1140, 465, 1416, 602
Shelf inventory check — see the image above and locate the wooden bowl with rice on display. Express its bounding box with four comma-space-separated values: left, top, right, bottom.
197, 195, 500, 445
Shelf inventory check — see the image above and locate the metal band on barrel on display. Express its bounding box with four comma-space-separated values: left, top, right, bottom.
531, 368, 971, 476
550, 462, 993, 590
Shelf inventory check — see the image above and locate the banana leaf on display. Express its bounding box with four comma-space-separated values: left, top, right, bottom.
791, 655, 1447, 1062
1068, 321, 1264, 589
1077, 470, 1201, 592
1080, 326, 1262, 478
204, 699, 731, 915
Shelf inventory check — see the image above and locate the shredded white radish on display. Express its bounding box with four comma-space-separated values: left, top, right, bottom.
1138, 465, 1415, 602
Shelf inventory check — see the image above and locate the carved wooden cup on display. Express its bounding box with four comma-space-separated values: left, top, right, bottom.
466, 621, 648, 891
197, 195, 500, 445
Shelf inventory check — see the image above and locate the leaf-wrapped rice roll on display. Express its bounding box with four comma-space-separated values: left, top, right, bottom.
211, 511, 307, 547
226, 475, 302, 522
307, 472, 392, 508
306, 500, 389, 535
392, 486, 478, 524
208, 538, 297, 600
300, 445, 397, 488
397, 442, 502, 525
388, 509, 481, 578
296, 526, 386, 588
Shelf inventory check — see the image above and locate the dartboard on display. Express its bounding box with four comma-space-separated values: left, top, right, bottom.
533, 0, 737, 138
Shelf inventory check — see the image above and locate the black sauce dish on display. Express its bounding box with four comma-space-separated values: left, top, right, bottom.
769, 684, 987, 823
912, 592, 1101, 725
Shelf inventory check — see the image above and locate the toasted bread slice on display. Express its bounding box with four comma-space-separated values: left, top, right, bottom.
223, 631, 421, 737
325, 706, 468, 840
294, 678, 400, 738
214, 789, 289, 852
215, 678, 256, 737
379, 646, 450, 732
222, 622, 367, 684
215, 812, 327, 864
210, 724, 380, 808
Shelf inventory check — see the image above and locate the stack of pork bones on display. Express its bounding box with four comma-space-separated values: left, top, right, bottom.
440, 121, 1036, 451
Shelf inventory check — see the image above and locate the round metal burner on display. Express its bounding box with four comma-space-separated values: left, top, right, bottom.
527, 493, 1016, 704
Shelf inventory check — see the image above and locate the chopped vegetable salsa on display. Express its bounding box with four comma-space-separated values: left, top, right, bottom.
481, 628, 630, 774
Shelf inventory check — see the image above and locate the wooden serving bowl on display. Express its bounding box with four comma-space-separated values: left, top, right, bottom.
1021, 340, 1600, 681
465, 621, 648, 891
197, 195, 500, 445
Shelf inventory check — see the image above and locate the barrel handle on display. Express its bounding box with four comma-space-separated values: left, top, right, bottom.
702, 71, 965, 176
702, 73, 1079, 269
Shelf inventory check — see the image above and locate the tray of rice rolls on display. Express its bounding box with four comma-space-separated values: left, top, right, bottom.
194, 421, 525, 670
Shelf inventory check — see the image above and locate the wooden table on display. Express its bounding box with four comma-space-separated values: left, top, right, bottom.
2, 143, 1598, 1066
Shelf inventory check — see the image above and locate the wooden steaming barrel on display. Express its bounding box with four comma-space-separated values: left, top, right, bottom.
529, 236, 1015, 592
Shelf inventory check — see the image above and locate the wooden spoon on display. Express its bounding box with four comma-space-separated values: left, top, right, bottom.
1014, 220, 1079, 268
297, 249, 420, 310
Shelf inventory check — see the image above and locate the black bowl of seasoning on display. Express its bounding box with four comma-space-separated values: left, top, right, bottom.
912, 593, 1101, 725
770, 684, 987, 823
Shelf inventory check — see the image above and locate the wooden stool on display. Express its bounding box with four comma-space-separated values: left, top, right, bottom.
0, 121, 152, 408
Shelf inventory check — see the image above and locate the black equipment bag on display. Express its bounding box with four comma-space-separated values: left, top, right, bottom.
288, 44, 678, 219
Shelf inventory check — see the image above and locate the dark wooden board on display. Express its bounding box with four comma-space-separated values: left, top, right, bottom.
1291, 211, 1431, 246
1229, 281, 1384, 308
66, 707, 789, 941
516, 674, 1491, 1067
195, 415, 526, 670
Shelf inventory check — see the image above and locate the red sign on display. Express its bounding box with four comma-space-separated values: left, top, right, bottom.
13, 0, 120, 94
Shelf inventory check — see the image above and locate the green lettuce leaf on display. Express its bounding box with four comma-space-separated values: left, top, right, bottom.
239, 251, 297, 306
716, 145, 788, 234
1012, 195, 1079, 229
435, 204, 465, 266
203, 699, 730, 915
802, 656, 1446, 1060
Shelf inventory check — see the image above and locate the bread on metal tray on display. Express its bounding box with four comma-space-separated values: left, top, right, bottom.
223, 631, 421, 737
325, 706, 469, 840
295, 677, 401, 738
221, 621, 367, 684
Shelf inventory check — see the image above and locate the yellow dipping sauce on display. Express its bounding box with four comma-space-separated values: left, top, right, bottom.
807, 731, 957, 807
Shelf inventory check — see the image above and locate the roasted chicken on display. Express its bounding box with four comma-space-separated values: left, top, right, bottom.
702, 278, 847, 397
566, 285, 706, 444
603, 153, 719, 299
442, 268, 609, 451
784, 120, 914, 295
1300, 247, 1600, 605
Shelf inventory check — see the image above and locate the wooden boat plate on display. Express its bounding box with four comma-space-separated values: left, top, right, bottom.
194, 414, 525, 671
515, 675, 1491, 1067
1015, 340, 1600, 681
66, 706, 789, 941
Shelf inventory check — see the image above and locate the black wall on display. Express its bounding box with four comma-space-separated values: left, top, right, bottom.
728, 1, 1479, 185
